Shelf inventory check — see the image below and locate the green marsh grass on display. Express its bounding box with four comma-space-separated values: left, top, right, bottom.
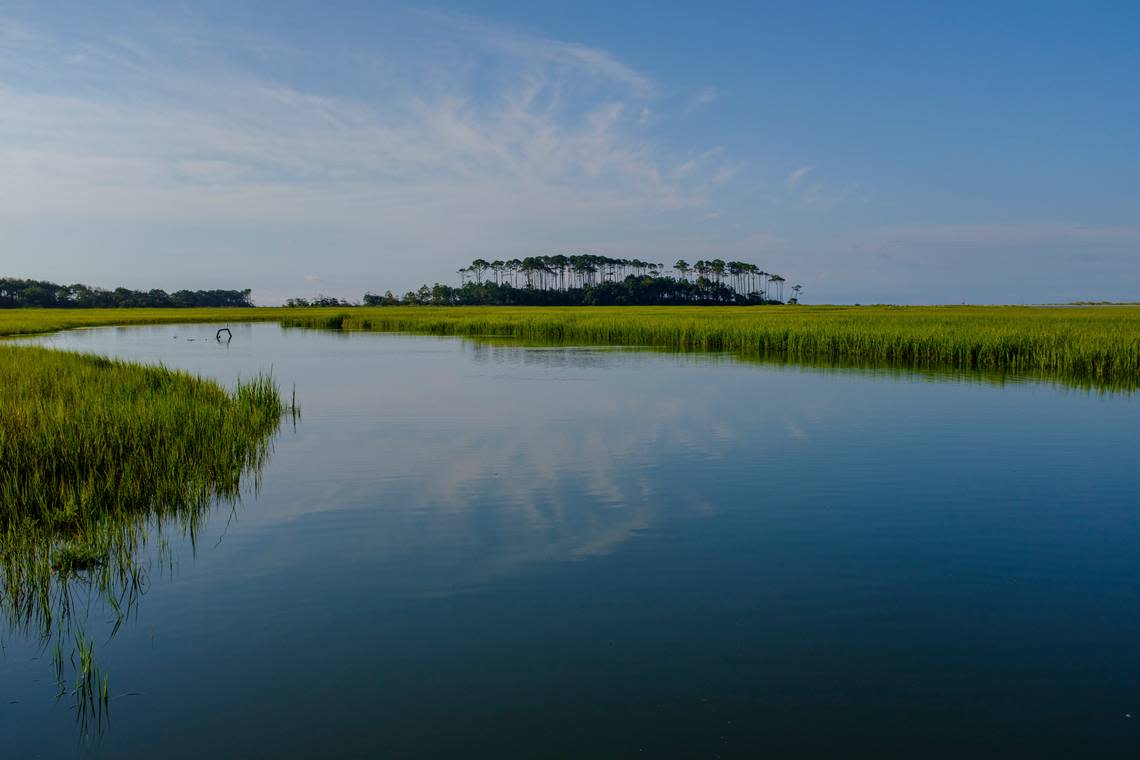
3, 304, 1139, 388
0, 306, 285, 337
0, 344, 287, 728
278, 305, 1140, 390
0, 346, 283, 533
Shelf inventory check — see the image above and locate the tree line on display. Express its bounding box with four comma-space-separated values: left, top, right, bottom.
355, 256, 802, 307
283, 295, 355, 308
0, 278, 254, 308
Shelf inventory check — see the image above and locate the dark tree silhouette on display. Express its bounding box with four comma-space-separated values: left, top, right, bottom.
0, 278, 253, 308
357, 255, 798, 307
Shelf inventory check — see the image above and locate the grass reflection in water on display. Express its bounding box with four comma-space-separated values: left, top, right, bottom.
0, 345, 291, 733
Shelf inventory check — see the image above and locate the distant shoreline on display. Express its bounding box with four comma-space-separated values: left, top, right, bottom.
3, 304, 1138, 389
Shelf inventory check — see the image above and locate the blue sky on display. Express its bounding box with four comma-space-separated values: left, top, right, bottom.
1, 1, 1137, 303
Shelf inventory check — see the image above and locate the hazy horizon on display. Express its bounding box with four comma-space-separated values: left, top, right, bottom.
2, 2, 1138, 305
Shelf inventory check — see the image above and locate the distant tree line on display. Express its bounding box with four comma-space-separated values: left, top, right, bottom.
283, 295, 356, 308
0, 278, 254, 308
361, 255, 803, 306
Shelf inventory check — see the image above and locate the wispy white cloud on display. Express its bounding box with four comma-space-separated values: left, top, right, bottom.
710, 165, 740, 185
417, 10, 655, 96
685, 85, 718, 113
0, 10, 807, 301
785, 165, 813, 190
0, 13, 736, 236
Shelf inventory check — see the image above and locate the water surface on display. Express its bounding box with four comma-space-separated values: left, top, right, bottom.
3, 323, 1139, 757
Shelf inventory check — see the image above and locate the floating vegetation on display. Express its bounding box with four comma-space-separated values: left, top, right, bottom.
0, 344, 290, 731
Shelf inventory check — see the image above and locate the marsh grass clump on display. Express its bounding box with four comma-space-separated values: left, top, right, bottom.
276, 305, 1140, 389
0, 345, 286, 725
0, 306, 284, 338
3, 304, 1138, 388
50, 542, 105, 573
0, 346, 282, 532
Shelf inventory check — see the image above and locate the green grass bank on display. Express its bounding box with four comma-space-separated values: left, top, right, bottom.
4, 304, 1140, 387
0, 345, 282, 531
0, 344, 285, 710
278, 304, 1140, 387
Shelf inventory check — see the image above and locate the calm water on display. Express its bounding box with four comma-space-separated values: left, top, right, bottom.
4, 323, 1140, 758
